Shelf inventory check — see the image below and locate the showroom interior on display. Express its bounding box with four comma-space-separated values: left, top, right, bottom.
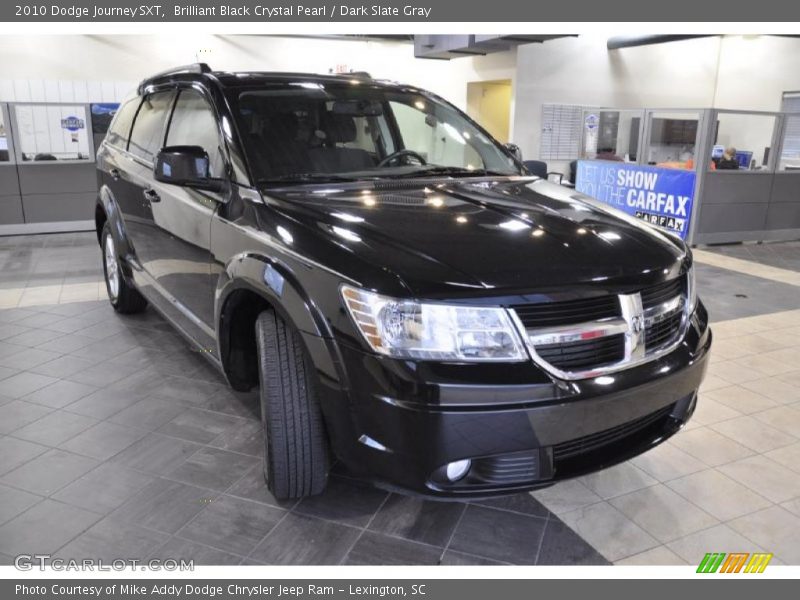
0, 33, 799, 566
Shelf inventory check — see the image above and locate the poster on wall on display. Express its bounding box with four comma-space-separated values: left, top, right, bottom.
575, 160, 696, 239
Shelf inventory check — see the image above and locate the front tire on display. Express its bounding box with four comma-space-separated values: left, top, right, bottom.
255, 310, 329, 499
101, 224, 147, 314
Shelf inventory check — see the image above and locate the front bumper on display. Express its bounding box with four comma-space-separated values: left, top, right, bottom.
319, 302, 711, 498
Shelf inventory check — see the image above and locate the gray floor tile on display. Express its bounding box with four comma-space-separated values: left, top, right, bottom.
439, 550, 508, 565
208, 419, 263, 456
249, 513, 361, 565
344, 531, 441, 566
0, 347, 62, 370
59, 421, 148, 460
368, 494, 466, 547
294, 476, 388, 528
108, 397, 186, 430
156, 408, 248, 444
536, 518, 610, 565
149, 537, 243, 565
56, 517, 170, 560
111, 433, 201, 475
226, 464, 297, 509
28, 355, 96, 379
0, 499, 101, 555
0, 436, 49, 476
0, 483, 43, 525
0, 448, 99, 496
0, 366, 18, 381
0, 324, 29, 341
178, 495, 285, 556
12, 410, 98, 446
111, 478, 216, 534
0, 400, 53, 434
22, 379, 97, 409
472, 493, 550, 518
165, 446, 259, 492
66, 361, 141, 387
448, 505, 547, 564
4, 328, 64, 348
35, 334, 96, 354
64, 388, 144, 419
52, 463, 155, 514
0, 372, 60, 399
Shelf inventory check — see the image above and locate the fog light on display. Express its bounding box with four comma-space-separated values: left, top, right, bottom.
445, 459, 471, 481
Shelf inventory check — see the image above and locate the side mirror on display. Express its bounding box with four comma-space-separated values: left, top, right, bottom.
154, 146, 226, 193
505, 143, 523, 162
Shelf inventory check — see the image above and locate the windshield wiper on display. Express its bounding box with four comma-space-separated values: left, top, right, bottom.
257, 173, 363, 185
384, 166, 516, 179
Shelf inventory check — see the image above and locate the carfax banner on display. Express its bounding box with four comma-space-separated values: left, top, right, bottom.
575, 160, 696, 240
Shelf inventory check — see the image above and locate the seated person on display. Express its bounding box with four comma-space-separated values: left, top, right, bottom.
595, 147, 623, 162
717, 147, 739, 170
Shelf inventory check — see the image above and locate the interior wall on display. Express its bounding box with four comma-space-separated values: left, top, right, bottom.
512, 35, 800, 173
0, 35, 516, 129
466, 80, 512, 143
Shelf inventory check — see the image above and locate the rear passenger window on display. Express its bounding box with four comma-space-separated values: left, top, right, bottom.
128, 90, 175, 162
166, 89, 225, 177
105, 99, 139, 149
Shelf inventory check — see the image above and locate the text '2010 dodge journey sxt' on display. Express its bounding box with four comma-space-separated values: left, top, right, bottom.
95, 64, 711, 499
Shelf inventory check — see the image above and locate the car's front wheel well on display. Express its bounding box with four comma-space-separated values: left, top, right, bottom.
94, 204, 107, 245
219, 288, 273, 392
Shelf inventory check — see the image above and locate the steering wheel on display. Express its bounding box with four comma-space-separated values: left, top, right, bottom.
377, 149, 428, 168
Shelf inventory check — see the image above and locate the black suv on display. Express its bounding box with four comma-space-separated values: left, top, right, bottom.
95, 64, 711, 500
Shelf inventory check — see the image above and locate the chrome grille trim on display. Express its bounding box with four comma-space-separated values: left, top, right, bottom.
510, 275, 690, 381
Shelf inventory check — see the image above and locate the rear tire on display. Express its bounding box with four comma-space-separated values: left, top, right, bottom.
255, 310, 329, 499
101, 223, 147, 314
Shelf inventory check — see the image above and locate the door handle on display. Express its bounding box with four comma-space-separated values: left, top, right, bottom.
109, 168, 121, 181
143, 188, 161, 203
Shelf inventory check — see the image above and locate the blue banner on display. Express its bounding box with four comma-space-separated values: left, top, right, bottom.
575, 160, 696, 239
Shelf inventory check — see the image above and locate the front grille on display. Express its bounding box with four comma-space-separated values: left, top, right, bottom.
553, 404, 674, 461
513, 295, 620, 328
471, 450, 540, 485
646, 310, 683, 350
535, 334, 625, 370
641, 277, 684, 309
513, 275, 687, 377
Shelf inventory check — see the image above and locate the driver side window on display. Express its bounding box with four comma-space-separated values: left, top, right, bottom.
166, 89, 226, 178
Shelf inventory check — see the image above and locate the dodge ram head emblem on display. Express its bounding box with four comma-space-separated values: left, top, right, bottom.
631, 314, 646, 334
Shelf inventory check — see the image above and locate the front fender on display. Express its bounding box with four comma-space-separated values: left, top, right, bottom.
97, 185, 136, 281
215, 252, 349, 390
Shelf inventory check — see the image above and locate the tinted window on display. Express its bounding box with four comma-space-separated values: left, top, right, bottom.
234, 85, 519, 182
106, 99, 139, 149
166, 89, 225, 177
128, 90, 175, 162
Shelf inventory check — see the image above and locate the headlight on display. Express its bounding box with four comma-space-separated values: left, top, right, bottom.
341, 285, 527, 361
687, 263, 698, 313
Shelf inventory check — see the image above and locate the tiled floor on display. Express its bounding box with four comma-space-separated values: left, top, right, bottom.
0, 233, 606, 566
1, 232, 799, 566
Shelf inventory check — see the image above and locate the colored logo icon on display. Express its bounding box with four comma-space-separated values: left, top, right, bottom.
697, 552, 773, 573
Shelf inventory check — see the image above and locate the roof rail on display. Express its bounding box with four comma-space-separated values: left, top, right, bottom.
336, 71, 372, 80
137, 63, 212, 94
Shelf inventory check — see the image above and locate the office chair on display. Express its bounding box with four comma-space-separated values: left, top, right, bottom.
523, 160, 548, 178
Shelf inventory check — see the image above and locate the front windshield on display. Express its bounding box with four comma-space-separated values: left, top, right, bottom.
232, 82, 521, 183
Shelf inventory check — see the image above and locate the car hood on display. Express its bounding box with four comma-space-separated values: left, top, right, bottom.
261, 177, 688, 297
